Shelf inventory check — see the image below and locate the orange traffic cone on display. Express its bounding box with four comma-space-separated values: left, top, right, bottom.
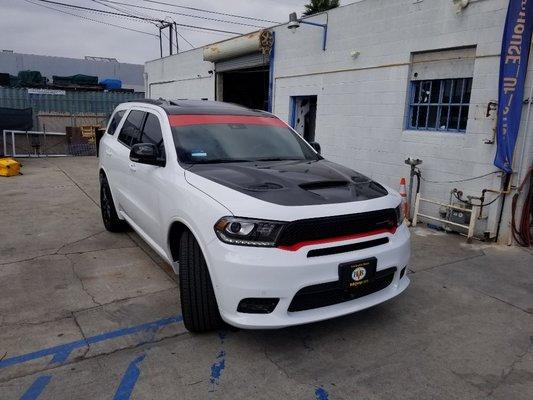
399, 177, 408, 220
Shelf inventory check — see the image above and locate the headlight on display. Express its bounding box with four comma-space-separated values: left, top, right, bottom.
214, 217, 286, 247
395, 204, 405, 226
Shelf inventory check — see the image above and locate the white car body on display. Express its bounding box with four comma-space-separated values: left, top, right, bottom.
99, 100, 410, 329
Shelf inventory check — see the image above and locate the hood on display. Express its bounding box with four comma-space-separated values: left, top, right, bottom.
184, 159, 388, 207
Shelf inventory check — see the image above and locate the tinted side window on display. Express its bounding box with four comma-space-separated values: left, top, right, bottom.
118, 110, 145, 147
107, 110, 125, 136
140, 113, 165, 156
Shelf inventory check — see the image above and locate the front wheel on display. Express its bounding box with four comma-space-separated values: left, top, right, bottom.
179, 231, 222, 332
100, 175, 126, 232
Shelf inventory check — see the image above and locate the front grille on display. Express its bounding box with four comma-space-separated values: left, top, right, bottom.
277, 209, 397, 248
307, 237, 389, 258
288, 267, 396, 312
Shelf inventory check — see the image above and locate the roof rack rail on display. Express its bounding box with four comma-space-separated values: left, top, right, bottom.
127, 98, 170, 105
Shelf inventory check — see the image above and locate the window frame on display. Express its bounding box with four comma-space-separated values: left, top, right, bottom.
139, 111, 166, 164
117, 109, 147, 149
106, 110, 126, 136
407, 77, 472, 133
139, 113, 164, 150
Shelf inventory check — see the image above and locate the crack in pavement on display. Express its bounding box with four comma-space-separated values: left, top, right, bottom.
470, 288, 532, 316
54, 230, 107, 255
65, 253, 102, 308
421, 265, 533, 317
0, 286, 178, 330
0, 329, 190, 383
0, 315, 73, 329
71, 312, 90, 360
49, 159, 99, 208
415, 252, 486, 273
0, 230, 123, 267
60, 245, 138, 256
486, 336, 533, 397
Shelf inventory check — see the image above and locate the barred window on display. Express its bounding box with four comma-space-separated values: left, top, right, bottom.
408, 78, 472, 132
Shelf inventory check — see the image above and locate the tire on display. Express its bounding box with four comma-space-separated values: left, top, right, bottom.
179, 230, 222, 332
100, 175, 126, 232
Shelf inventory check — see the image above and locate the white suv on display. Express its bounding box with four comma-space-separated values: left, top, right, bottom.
98, 99, 410, 332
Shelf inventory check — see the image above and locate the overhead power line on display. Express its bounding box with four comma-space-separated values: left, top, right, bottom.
91, 0, 180, 52
23, 0, 159, 37
174, 25, 235, 37
99, 0, 268, 28
32, 0, 243, 35
34, 0, 163, 22
142, 0, 281, 24
91, 0, 154, 21
176, 30, 194, 49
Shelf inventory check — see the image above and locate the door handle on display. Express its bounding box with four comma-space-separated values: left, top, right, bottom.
129, 162, 137, 172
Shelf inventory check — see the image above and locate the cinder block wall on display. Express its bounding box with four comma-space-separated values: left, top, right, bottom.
272, 0, 530, 241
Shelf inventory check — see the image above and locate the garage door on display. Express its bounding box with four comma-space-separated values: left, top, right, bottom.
215, 52, 269, 73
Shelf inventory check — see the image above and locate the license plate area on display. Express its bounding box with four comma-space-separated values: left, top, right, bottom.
338, 257, 377, 291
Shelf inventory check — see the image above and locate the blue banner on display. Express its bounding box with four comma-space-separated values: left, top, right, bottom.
494, 0, 533, 173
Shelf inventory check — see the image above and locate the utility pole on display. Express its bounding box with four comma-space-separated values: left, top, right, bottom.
158, 22, 177, 57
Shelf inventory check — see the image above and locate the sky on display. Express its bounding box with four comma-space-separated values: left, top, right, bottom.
0, 0, 309, 64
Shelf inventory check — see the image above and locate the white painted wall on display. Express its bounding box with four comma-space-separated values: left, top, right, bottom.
144, 48, 215, 100
145, 0, 531, 243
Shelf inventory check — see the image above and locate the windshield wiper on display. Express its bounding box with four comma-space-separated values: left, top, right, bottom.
254, 157, 302, 162
192, 159, 251, 164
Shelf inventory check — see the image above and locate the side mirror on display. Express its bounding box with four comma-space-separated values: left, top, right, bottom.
130, 143, 164, 166
309, 141, 321, 154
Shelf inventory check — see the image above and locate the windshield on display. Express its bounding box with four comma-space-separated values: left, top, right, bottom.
170, 116, 319, 164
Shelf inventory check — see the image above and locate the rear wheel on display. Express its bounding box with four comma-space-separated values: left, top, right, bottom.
179, 230, 222, 332
100, 175, 126, 232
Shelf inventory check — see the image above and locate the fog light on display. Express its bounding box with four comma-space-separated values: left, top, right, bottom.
237, 298, 279, 314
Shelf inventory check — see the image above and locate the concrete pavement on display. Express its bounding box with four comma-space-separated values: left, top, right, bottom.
0, 157, 531, 399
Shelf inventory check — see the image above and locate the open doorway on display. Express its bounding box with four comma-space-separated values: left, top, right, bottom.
290, 96, 317, 142
217, 66, 269, 111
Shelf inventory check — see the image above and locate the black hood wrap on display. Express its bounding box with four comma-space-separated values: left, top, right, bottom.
188, 159, 388, 206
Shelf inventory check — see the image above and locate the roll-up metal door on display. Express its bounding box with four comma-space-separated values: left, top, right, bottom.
215, 52, 269, 73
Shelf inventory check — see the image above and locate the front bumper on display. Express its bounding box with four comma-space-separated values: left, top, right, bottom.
205, 223, 411, 329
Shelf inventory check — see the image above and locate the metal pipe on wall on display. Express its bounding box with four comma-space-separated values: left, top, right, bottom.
515, 79, 533, 185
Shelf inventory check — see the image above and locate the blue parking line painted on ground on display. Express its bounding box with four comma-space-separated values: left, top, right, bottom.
208, 331, 227, 393
112, 354, 146, 400
0, 315, 183, 370
19, 376, 52, 400
209, 350, 226, 386
315, 387, 330, 400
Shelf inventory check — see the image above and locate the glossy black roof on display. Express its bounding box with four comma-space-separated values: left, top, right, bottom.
128, 99, 270, 116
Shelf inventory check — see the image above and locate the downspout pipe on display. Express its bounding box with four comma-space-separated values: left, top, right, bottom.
267, 32, 275, 112
495, 173, 511, 242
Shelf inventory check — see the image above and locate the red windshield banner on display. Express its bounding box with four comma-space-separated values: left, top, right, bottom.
168, 114, 286, 127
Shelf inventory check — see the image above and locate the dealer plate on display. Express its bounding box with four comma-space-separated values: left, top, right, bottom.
338, 257, 377, 290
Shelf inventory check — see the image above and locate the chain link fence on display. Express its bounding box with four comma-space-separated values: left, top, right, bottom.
0, 88, 143, 156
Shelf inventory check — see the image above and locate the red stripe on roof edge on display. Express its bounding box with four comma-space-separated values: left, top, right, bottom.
168, 114, 286, 127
